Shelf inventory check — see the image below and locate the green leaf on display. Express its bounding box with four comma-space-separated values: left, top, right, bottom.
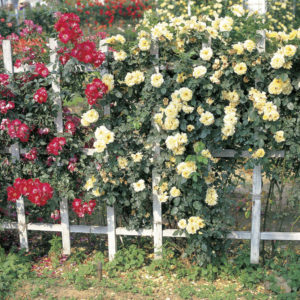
193, 141, 205, 153
171, 207, 179, 215
193, 201, 201, 210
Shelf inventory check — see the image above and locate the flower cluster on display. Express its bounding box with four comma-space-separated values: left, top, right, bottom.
20, 20, 43, 37
274, 130, 285, 143
33, 87, 48, 104
35, 63, 49, 78
70, 41, 105, 67
50, 209, 60, 221
64, 120, 76, 135
249, 88, 280, 121
72, 198, 96, 217
150, 73, 164, 88
46, 137, 66, 156
93, 125, 114, 153
23, 147, 38, 161
54, 13, 82, 44
132, 179, 145, 192
0, 100, 14, 114
165, 132, 188, 155
251, 148, 265, 159
3, 119, 30, 142
178, 216, 205, 234
154, 88, 194, 131
55, 13, 105, 68
102, 74, 114, 92
124, 70, 145, 87
176, 161, 197, 179
268, 78, 293, 96
7, 178, 53, 206
113, 50, 127, 61
81, 109, 99, 127
205, 187, 218, 206
85, 78, 108, 105
0, 74, 9, 86
270, 45, 297, 69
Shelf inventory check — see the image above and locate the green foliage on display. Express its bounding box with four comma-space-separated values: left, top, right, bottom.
64, 261, 96, 290
48, 234, 62, 256
105, 245, 146, 276
265, 248, 300, 293
0, 247, 33, 298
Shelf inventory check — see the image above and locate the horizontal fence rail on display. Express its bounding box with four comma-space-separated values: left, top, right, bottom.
1, 22, 299, 265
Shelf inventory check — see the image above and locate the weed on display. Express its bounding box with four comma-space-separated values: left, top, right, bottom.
105, 245, 145, 276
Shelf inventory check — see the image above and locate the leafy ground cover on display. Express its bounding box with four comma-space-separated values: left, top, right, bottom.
1, 235, 299, 299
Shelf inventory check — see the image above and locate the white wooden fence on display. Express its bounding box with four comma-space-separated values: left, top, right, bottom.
1, 0, 300, 263
1, 37, 300, 265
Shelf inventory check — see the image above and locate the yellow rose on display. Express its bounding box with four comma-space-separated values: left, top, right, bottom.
233, 62, 247, 75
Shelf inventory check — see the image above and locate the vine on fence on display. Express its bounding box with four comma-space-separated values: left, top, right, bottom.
0, 5, 299, 265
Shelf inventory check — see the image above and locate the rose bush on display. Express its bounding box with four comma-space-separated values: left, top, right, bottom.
1, 5, 299, 265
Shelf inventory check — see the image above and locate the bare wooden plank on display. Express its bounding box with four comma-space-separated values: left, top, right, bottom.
16, 197, 29, 251
116, 228, 153, 236
211, 150, 284, 158
261, 232, 300, 241
98, 41, 117, 261
250, 165, 262, 264
187, 0, 191, 16
245, 0, 266, 14
60, 198, 71, 255
163, 229, 187, 237
27, 223, 62, 232
107, 206, 117, 261
150, 43, 163, 259
3, 40, 14, 73
70, 225, 108, 234
83, 148, 97, 156
49, 38, 63, 133
227, 231, 251, 239
9, 143, 20, 163
1, 222, 18, 230
3, 39, 29, 251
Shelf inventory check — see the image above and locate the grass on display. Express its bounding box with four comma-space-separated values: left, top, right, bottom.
2, 239, 299, 300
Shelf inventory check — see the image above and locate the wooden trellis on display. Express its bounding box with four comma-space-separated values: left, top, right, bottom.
1, 0, 300, 263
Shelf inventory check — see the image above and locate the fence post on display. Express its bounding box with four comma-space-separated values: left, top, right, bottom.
187, 0, 191, 16
244, 0, 266, 264
250, 165, 262, 263
99, 40, 117, 261
49, 38, 71, 255
3, 39, 29, 251
150, 43, 163, 259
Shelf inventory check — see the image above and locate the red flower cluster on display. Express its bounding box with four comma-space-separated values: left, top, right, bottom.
35, 63, 49, 78
57, 47, 71, 65
85, 78, 108, 105
65, 120, 76, 135
23, 147, 38, 161
33, 87, 48, 104
4, 119, 30, 142
70, 40, 105, 67
0, 100, 14, 114
72, 198, 96, 217
20, 20, 43, 37
68, 155, 78, 173
7, 178, 53, 206
72, 0, 150, 25
54, 13, 82, 44
0, 74, 9, 86
47, 137, 66, 156
55, 13, 105, 68
50, 209, 60, 221
37, 127, 50, 135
